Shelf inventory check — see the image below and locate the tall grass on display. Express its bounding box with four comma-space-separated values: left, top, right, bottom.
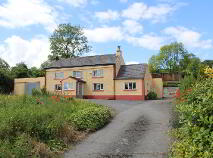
0, 95, 112, 158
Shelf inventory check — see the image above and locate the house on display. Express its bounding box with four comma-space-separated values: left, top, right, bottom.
14, 46, 163, 100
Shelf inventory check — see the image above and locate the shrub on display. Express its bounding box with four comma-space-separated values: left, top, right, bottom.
32, 88, 42, 96
179, 75, 196, 93
171, 78, 213, 158
147, 91, 157, 100
71, 106, 112, 131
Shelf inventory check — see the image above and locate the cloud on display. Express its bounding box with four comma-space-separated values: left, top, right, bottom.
95, 10, 119, 21
84, 26, 123, 42
122, 20, 143, 34
126, 61, 139, 65
121, 2, 176, 22
0, 35, 50, 67
163, 26, 213, 49
57, 0, 88, 7
0, 0, 57, 32
126, 34, 164, 50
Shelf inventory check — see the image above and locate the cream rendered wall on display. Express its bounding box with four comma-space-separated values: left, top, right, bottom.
144, 67, 153, 96
152, 78, 163, 98
115, 79, 143, 95
45, 65, 115, 96
14, 77, 45, 95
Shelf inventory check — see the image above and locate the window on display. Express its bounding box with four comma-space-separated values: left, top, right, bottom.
72, 71, 82, 78
124, 82, 136, 90
93, 83, 104, 91
55, 84, 62, 91
55, 72, 64, 79
92, 69, 103, 77
64, 82, 74, 90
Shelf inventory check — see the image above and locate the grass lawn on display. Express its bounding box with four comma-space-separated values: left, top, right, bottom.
0, 95, 113, 158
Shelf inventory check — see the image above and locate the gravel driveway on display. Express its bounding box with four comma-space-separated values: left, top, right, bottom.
64, 99, 172, 158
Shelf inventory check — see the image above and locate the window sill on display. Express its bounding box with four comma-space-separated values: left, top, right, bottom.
92, 76, 104, 78
123, 89, 137, 91
93, 90, 104, 92
54, 78, 64, 80
64, 89, 75, 91
55, 90, 62, 92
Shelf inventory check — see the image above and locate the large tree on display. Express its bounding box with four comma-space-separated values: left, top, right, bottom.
11, 62, 29, 78
48, 24, 91, 61
0, 58, 10, 70
149, 42, 188, 73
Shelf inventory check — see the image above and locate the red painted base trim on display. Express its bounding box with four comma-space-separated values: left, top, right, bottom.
84, 95, 115, 100
64, 95, 76, 98
84, 95, 145, 100
115, 95, 145, 101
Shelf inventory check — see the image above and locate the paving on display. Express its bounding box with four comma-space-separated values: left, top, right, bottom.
64, 99, 173, 158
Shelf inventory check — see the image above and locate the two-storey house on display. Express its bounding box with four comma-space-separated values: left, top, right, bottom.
14, 46, 154, 100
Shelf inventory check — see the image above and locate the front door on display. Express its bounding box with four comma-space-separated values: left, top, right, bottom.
76, 82, 83, 98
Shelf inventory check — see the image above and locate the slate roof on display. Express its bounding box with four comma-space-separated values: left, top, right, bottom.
115, 64, 148, 79
45, 54, 116, 69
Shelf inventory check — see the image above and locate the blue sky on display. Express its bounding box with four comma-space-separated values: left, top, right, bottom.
0, 0, 212, 67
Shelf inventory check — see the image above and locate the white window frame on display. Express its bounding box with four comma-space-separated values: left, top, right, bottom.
72, 71, 82, 78
92, 69, 103, 77
55, 72, 64, 79
55, 84, 62, 91
93, 83, 104, 91
64, 82, 74, 90
124, 82, 137, 90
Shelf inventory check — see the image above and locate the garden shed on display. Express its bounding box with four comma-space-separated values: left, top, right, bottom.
14, 77, 45, 95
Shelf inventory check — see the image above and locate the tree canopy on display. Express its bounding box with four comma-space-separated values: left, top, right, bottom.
0, 58, 10, 70
149, 42, 188, 73
48, 23, 91, 61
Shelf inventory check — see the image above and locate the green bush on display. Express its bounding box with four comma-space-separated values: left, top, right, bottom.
179, 75, 196, 92
147, 91, 157, 100
32, 88, 42, 96
0, 95, 113, 157
171, 78, 213, 158
71, 106, 112, 131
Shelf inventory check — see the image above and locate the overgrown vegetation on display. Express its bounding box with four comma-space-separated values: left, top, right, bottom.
0, 95, 112, 158
147, 91, 157, 100
170, 75, 213, 157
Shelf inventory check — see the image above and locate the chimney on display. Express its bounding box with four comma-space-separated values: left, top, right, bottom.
116, 45, 122, 56
115, 46, 125, 76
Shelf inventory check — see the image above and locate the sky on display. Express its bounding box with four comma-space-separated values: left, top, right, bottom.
0, 0, 213, 67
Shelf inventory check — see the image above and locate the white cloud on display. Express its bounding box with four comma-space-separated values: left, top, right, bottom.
0, 35, 50, 67
126, 34, 164, 50
122, 2, 176, 22
126, 61, 139, 65
163, 26, 213, 49
95, 10, 119, 21
0, 0, 57, 32
122, 20, 143, 34
57, 0, 87, 7
84, 26, 123, 42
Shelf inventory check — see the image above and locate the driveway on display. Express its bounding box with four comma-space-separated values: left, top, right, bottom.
64, 99, 172, 158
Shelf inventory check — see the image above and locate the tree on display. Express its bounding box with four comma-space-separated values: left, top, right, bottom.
0, 58, 13, 94
0, 58, 10, 70
11, 62, 29, 78
202, 60, 213, 68
149, 42, 188, 73
29, 67, 44, 77
48, 24, 91, 61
